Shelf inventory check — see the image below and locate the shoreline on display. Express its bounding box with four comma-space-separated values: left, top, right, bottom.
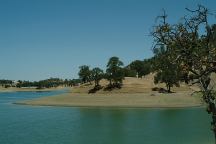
15, 91, 203, 109
12, 77, 205, 109
0, 87, 66, 93
14, 102, 203, 109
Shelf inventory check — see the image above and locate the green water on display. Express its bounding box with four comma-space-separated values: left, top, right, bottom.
0, 91, 214, 144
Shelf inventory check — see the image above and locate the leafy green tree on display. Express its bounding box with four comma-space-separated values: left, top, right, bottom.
153, 46, 181, 92
123, 68, 137, 77
127, 59, 151, 77
92, 67, 104, 87
106, 57, 124, 87
128, 60, 143, 77
152, 5, 216, 141
78, 65, 92, 84
65, 79, 81, 87
142, 59, 152, 75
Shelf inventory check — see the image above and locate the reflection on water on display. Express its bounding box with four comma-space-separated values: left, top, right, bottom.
77, 108, 213, 144
0, 92, 214, 144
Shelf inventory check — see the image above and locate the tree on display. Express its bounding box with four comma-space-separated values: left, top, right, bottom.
128, 59, 151, 77
64, 79, 69, 87
153, 45, 181, 92
128, 60, 144, 77
0, 79, 13, 87
152, 5, 216, 141
78, 65, 92, 84
66, 79, 81, 87
106, 57, 124, 87
123, 67, 137, 77
142, 59, 152, 76
92, 67, 104, 87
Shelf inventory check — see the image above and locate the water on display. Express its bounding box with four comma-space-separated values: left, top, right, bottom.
0, 91, 214, 144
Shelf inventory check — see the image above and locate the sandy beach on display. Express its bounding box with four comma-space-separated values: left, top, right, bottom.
16, 91, 202, 108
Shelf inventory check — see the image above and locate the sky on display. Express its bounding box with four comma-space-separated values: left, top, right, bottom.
0, 0, 215, 81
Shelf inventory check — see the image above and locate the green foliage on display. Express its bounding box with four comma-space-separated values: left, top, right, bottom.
4, 85, 11, 88
154, 64, 181, 92
16, 78, 66, 89
37, 78, 64, 88
128, 60, 143, 77
64, 79, 81, 87
152, 46, 181, 92
127, 59, 152, 77
0, 80, 13, 87
16, 81, 36, 88
106, 57, 125, 86
123, 68, 137, 77
91, 67, 104, 87
78, 65, 92, 84
152, 5, 216, 138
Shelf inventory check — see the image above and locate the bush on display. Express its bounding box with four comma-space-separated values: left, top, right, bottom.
4, 85, 11, 88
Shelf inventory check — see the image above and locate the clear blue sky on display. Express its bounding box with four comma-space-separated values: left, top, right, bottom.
0, 0, 215, 81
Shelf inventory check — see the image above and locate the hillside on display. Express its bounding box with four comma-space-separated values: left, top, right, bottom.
72, 73, 195, 94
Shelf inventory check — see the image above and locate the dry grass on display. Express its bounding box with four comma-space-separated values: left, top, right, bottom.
15, 74, 205, 108
72, 73, 195, 94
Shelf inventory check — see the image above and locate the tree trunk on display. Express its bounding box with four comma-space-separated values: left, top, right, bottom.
166, 84, 171, 93
109, 79, 112, 86
94, 80, 97, 87
211, 105, 216, 144
201, 77, 216, 143
96, 80, 99, 87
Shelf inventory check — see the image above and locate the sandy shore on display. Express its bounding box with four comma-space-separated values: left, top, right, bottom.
14, 76, 205, 108
15, 91, 203, 108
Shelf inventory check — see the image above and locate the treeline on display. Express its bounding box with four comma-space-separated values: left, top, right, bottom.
0, 80, 14, 88
125, 59, 152, 77
0, 78, 81, 89
78, 57, 125, 91
78, 56, 153, 92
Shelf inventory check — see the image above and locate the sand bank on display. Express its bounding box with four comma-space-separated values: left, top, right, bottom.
16, 91, 203, 108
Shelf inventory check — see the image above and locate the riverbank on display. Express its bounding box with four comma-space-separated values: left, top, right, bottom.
0, 86, 65, 92
15, 91, 203, 108
15, 76, 204, 108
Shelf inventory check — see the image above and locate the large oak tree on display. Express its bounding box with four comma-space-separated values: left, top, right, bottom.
152, 5, 216, 142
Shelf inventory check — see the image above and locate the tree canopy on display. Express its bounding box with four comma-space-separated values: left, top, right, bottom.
92, 67, 104, 87
126, 59, 152, 77
78, 65, 92, 84
153, 45, 181, 92
106, 56, 125, 87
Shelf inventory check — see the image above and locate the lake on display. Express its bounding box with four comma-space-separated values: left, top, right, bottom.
0, 91, 214, 144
